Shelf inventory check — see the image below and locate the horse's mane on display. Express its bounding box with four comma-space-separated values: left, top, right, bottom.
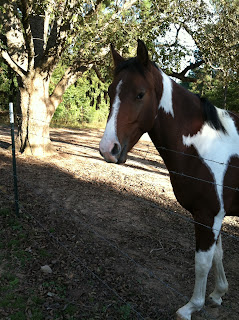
199, 96, 227, 133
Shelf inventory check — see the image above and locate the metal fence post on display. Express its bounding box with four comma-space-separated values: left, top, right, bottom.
9, 102, 19, 217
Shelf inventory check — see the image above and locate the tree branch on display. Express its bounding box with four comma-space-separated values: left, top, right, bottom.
1, 49, 26, 79
92, 65, 106, 83
168, 60, 204, 82
43, 0, 55, 50
49, 64, 91, 115
20, 0, 35, 71
1, 1, 28, 73
96, 0, 138, 38
41, 0, 136, 73
41, 0, 79, 72
85, 0, 105, 17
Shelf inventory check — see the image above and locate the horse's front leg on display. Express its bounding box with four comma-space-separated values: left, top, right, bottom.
176, 245, 216, 320
209, 234, 228, 305
176, 220, 218, 320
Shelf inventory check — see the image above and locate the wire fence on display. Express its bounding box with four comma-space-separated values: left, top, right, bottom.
12, 113, 239, 241
7, 121, 239, 241
1, 104, 239, 319
12, 112, 239, 194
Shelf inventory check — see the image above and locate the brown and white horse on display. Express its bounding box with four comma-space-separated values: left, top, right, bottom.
99, 40, 239, 320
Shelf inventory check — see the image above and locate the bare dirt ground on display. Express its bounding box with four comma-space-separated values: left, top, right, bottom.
0, 126, 239, 320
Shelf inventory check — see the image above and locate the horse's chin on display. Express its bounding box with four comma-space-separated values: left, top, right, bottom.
117, 156, 127, 164
116, 144, 128, 164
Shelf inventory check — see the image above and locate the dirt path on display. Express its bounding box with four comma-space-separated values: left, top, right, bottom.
0, 127, 239, 319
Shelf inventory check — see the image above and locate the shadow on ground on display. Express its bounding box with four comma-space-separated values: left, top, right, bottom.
0, 127, 239, 320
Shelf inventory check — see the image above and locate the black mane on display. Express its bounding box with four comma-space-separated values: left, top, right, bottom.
199, 96, 227, 133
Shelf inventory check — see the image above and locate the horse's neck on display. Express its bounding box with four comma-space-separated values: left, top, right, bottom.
149, 77, 203, 168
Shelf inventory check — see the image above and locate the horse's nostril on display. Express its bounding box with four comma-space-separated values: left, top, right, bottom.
111, 143, 121, 156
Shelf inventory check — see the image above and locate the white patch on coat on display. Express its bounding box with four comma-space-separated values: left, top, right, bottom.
158, 71, 174, 117
183, 108, 239, 239
99, 80, 122, 154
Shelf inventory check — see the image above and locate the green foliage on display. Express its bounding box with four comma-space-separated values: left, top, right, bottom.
204, 80, 239, 111
0, 59, 18, 115
0, 60, 11, 110
186, 66, 239, 111
188, 0, 238, 80
0, 206, 78, 320
0, 0, 238, 128
119, 304, 132, 319
51, 68, 109, 127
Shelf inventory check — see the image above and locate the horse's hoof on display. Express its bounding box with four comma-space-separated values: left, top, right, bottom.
176, 316, 188, 320
176, 311, 191, 320
208, 295, 222, 308
176, 315, 190, 320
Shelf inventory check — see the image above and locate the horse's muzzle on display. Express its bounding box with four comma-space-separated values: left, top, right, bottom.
99, 139, 127, 164
99, 139, 121, 163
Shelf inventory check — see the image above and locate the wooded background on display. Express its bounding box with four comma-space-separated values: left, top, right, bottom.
0, 0, 238, 155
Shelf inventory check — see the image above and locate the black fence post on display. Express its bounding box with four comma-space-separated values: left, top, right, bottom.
9, 102, 20, 217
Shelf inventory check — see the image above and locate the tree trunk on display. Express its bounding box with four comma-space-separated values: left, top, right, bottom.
17, 72, 55, 156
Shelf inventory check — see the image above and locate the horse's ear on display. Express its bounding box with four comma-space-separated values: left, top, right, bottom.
110, 44, 125, 68
137, 39, 149, 66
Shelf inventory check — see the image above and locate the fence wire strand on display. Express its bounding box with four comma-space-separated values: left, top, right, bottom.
13, 113, 239, 168
10, 114, 239, 192
28, 211, 146, 320
0, 188, 217, 320
0, 191, 145, 320
2, 113, 239, 319
3, 119, 239, 242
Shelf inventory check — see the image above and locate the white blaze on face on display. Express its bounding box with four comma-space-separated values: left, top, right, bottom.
158, 71, 174, 117
183, 108, 239, 239
99, 80, 123, 161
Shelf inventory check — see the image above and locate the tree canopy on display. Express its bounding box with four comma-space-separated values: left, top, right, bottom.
0, 0, 238, 155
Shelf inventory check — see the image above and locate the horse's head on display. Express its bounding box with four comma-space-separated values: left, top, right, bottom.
100, 40, 160, 164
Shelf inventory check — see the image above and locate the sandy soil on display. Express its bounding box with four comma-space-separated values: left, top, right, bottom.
0, 126, 239, 320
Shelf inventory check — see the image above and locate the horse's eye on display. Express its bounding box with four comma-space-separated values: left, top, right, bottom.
136, 92, 145, 100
